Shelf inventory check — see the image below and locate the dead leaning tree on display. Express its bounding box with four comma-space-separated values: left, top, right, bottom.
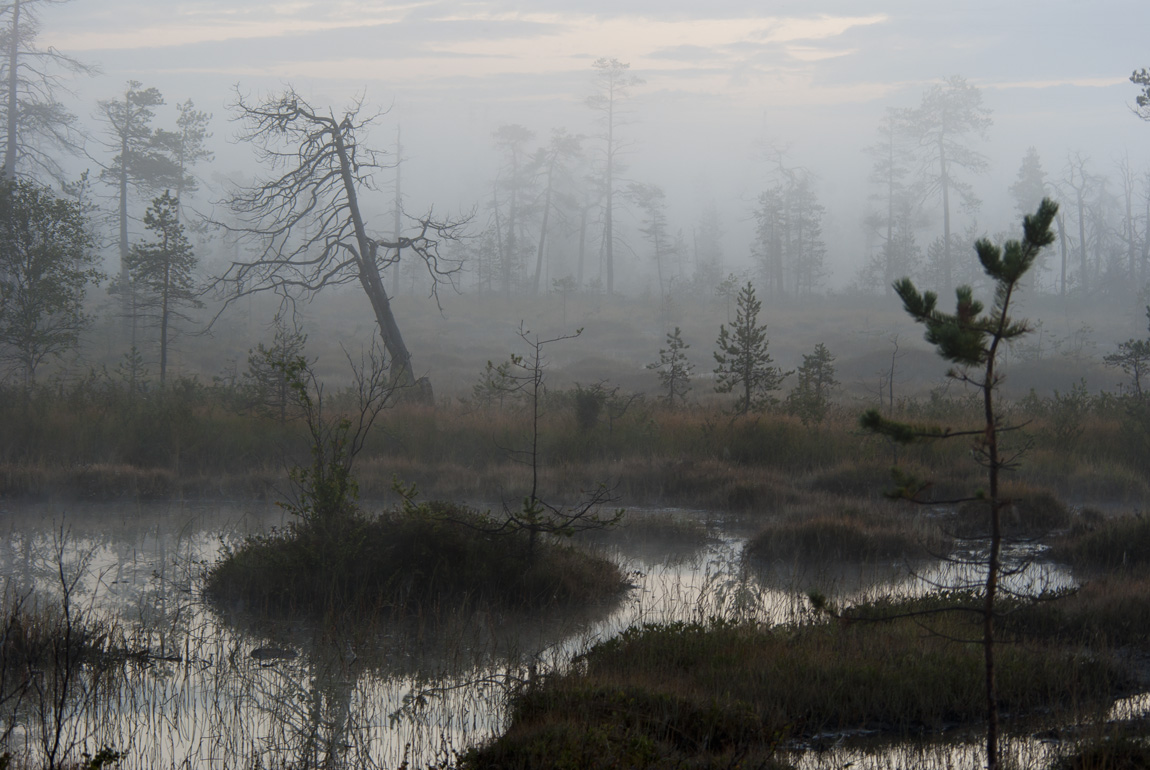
214, 88, 466, 393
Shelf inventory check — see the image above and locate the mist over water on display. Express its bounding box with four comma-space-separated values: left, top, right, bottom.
0, 501, 1077, 769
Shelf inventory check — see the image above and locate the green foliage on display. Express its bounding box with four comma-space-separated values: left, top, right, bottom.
1094, 305, 1150, 404
785, 342, 838, 426
646, 326, 693, 407
0, 178, 100, 385
1104, 331, 1150, 399
97, 82, 181, 197
275, 355, 360, 527
1010, 147, 1048, 220
115, 345, 150, 402
81, 747, 123, 770
570, 382, 608, 431
713, 281, 788, 415
243, 311, 308, 423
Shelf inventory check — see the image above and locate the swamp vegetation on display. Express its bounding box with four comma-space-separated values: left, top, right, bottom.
7, 243, 1150, 766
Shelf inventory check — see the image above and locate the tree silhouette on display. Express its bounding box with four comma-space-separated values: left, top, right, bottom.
902, 75, 991, 294
587, 58, 642, 295
0, 178, 99, 385
127, 191, 200, 385
215, 88, 466, 388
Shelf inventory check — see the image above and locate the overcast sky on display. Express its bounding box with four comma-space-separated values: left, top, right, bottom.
40, 0, 1150, 287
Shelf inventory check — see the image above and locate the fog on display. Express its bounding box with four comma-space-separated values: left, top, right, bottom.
7, 0, 1150, 389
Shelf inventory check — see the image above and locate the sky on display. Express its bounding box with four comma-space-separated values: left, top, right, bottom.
38, 0, 1150, 288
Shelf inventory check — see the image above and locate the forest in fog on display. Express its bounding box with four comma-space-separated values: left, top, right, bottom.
0, 0, 1148, 391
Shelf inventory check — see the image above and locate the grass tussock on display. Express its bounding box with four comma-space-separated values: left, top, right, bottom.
462, 601, 1129, 768
950, 485, 1075, 539
743, 499, 949, 565
204, 503, 628, 616
1048, 512, 1150, 573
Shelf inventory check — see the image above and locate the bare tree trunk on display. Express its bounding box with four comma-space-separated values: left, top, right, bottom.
1142, 179, 1150, 288
532, 153, 557, 295
604, 98, 615, 294
577, 203, 588, 286
1056, 213, 1068, 299
1076, 189, 1088, 296
939, 136, 953, 294
332, 128, 414, 385
391, 125, 402, 297
3, 0, 19, 179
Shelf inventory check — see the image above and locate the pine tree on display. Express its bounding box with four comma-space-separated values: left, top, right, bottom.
647, 327, 693, 407
1010, 147, 1047, 219
127, 191, 200, 384
244, 311, 308, 423
861, 199, 1059, 770
786, 342, 839, 426
713, 281, 787, 415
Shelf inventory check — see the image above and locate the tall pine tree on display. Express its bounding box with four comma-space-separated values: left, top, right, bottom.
127, 191, 199, 384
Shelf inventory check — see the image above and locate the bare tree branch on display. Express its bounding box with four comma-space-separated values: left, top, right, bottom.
209, 86, 468, 387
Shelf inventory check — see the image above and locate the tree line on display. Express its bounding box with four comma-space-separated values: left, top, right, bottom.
0, 0, 1149, 392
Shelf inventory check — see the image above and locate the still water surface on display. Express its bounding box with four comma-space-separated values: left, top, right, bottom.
0, 501, 1084, 769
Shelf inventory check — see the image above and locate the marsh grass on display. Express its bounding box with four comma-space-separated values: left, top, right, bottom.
742, 498, 950, 565
3, 377, 1149, 514
204, 503, 628, 617
1048, 513, 1150, 573
1, 594, 124, 681
0, 584, 143, 770
998, 577, 1150, 650
461, 602, 1128, 770
1049, 732, 1150, 770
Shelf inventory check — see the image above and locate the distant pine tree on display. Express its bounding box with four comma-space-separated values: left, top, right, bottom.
786, 342, 838, 427
647, 327, 694, 408
713, 282, 788, 415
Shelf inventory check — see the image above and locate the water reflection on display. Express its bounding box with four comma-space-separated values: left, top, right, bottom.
0, 501, 1112, 769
